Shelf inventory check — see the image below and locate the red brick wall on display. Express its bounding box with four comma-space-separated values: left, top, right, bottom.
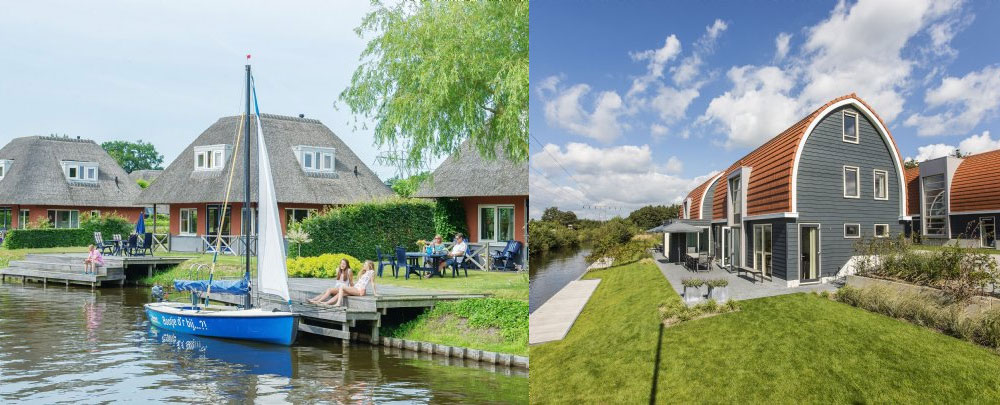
1, 204, 143, 229
168, 202, 325, 236
459, 195, 527, 243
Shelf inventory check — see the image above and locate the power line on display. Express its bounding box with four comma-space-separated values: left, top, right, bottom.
529, 133, 590, 192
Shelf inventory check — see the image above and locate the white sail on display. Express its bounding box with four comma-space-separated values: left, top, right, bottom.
253, 101, 291, 302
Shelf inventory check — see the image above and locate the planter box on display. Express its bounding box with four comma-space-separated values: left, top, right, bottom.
708, 286, 729, 303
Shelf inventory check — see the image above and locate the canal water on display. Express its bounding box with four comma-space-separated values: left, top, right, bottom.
0, 282, 527, 404
528, 248, 590, 314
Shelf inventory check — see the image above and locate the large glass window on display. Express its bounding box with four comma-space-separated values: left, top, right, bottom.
478, 205, 516, 242
729, 176, 742, 222
285, 208, 317, 227
922, 174, 947, 236
479, 206, 495, 241
843, 166, 860, 198
754, 224, 772, 276
873, 170, 888, 200
0, 207, 11, 230
18, 210, 29, 229
47, 210, 79, 228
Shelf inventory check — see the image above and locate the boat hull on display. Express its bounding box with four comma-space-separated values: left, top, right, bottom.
144, 303, 299, 346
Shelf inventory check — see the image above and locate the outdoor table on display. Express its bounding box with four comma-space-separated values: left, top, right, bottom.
406, 252, 448, 278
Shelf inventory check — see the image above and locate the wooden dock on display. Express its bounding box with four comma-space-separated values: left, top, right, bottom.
0, 253, 190, 288
210, 278, 486, 344
528, 279, 601, 345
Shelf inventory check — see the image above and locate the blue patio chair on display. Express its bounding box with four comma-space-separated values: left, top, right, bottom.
451, 244, 482, 276
135, 232, 153, 256
492, 241, 522, 271
489, 241, 515, 269
395, 246, 420, 280
112, 234, 123, 256
376, 246, 396, 278
125, 233, 138, 256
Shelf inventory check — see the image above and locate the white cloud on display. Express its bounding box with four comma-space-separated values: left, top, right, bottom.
541, 81, 626, 142
908, 130, 1000, 162
774, 32, 792, 61
671, 19, 728, 85
701, 0, 965, 148
650, 123, 669, 138
904, 65, 1000, 136
698, 65, 802, 148
650, 86, 699, 122
529, 143, 715, 219
535, 74, 562, 97
628, 35, 682, 96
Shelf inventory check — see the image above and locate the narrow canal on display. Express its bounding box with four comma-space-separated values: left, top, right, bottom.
528, 247, 591, 314
0, 282, 527, 404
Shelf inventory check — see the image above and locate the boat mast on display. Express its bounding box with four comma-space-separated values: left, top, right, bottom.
243, 63, 252, 309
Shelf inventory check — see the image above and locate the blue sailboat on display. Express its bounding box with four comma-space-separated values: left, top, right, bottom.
145, 62, 299, 346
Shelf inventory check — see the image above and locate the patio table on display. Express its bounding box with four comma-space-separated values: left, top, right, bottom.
406, 252, 448, 278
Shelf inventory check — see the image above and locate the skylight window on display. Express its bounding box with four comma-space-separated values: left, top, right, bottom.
60, 161, 98, 183
293, 146, 335, 173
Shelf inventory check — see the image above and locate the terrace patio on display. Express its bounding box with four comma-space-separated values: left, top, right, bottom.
650, 250, 836, 301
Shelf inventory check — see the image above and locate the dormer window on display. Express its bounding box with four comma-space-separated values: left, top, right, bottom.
293, 146, 335, 173
61, 161, 98, 182
0, 160, 9, 180
194, 144, 231, 171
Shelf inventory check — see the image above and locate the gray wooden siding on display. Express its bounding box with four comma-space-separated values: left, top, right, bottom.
743, 218, 795, 280
795, 105, 903, 279
702, 179, 717, 221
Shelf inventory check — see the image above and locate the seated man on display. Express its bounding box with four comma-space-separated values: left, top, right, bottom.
436, 233, 467, 277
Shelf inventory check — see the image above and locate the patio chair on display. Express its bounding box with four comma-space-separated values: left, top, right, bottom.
136, 232, 153, 256
450, 244, 477, 277
112, 234, 123, 256
492, 241, 522, 271
125, 233, 138, 256
94, 232, 114, 255
375, 246, 396, 278
395, 246, 420, 280
697, 253, 711, 272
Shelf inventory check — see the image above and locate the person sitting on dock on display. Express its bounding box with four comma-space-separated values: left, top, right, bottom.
435, 233, 467, 277
83, 244, 104, 275
311, 260, 377, 307
307, 259, 355, 303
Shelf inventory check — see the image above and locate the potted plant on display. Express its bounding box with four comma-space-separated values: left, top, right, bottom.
681, 278, 705, 304
416, 239, 428, 252
707, 278, 730, 303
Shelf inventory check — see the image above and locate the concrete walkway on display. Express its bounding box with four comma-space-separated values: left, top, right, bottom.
529, 279, 601, 345
650, 251, 836, 301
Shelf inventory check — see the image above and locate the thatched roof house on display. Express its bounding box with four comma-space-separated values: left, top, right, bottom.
415, 140, 528, 253
138, 114, 392, 252
0, 135, 144, 229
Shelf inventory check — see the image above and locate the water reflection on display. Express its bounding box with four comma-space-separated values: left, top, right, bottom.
0, 282, 527, 404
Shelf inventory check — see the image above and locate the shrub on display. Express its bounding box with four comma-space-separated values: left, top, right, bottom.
81, 213, 133, 240
681, 278, 705, 288
432, 198, 468, 241
286, 253, 363, 278
2, 228, 91, 249
707, 279, 729, 288
528, 220, 580, 256
297, 199, 436, 261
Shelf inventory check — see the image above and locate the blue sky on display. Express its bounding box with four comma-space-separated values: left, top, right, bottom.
0, 1, 433, 182
530, 0, 1000, 219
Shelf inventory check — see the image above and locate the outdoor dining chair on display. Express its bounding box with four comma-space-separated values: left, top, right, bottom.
394, 246, 419, 280
136, 232, 153, 256
697, 253, 711, 272
125, 234, 138, 256
94, 232, 114, 255
492, 240, 522, 271
112, 234, 123, 256
375, 246, 396, 278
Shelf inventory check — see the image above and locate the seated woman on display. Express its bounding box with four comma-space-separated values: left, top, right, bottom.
314, 261, 377, 307
308, 259, 354, 304
427, 234, 446, 254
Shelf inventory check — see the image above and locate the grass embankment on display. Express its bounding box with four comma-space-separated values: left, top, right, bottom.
384, 298, 527, 356
531, 260, 1000, 403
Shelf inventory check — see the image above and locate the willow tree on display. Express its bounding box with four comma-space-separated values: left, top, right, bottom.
340, 0, 528, 171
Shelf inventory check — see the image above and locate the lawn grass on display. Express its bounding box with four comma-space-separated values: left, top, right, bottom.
375, 270, 528, 301
530, 260, 677, 404
384, 298, 528, 356
530, 259, 1000, 403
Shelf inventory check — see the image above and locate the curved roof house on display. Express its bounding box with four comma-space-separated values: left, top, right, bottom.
0, 135, 143, 230
138, 114, 392, 252
682, 173, 723, 221
681, 94, 906, 286
908, 148, 1000, 246
415, 140, 528, 251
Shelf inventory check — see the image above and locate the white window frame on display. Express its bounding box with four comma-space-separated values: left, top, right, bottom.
89, 210, 101, 218
843, 110, 859, 144
179, 208, 198, 235
284, 208, 317, 226
873, 170, 888, 201
478, 204, 516, 242
48, 209, 80, 229
194, 144, 231, 171
60, 161, 99, 183
844, 223, 861, 239
18, 209, 29, 229
874, 224, 889, 238
0, 160, 9, 180
293, 146, 336, 173
843, 166, 860, 199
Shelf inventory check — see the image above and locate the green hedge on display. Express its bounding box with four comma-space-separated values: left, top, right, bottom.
433, 198, 468, 240
286, 253, 363, 278
298, 199, 437, 261
2, 213, 134, 249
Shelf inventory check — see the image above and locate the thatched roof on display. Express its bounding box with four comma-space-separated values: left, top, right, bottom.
137, 114, 392, 204
0, 135, 142, 207
129, 169, 162, 183
414, 140, 527, 198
